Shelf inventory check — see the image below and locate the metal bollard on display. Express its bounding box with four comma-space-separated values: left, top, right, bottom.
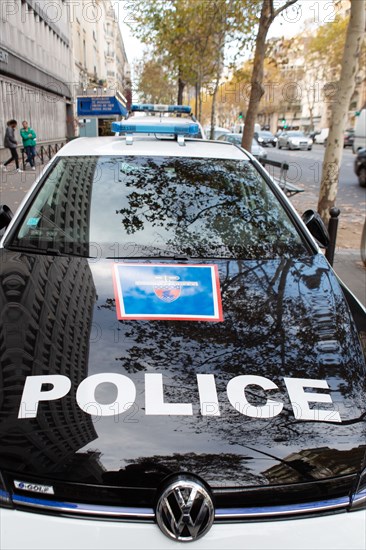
325, 207, 340, 266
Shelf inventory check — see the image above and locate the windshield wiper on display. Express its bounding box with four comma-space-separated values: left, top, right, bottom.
105, 254, 192, 260
5, 244, 92, 259
105, 254, 241, 261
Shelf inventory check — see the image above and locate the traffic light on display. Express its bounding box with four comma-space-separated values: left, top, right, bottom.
238, 112, 243, 119
282, 118, 287, 129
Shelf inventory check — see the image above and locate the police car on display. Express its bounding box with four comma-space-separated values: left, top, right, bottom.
0, 105, 365, 550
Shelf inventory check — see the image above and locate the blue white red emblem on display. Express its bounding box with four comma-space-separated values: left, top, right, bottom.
153, 276, 181, 303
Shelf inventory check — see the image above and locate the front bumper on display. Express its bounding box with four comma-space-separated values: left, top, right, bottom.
1, 508, 365, 550
289, 143, 308, 149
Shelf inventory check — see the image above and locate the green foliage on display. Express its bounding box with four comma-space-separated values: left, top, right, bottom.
307, 14, 349, 71
135, 57, 176, 104
129, 0, 259, 89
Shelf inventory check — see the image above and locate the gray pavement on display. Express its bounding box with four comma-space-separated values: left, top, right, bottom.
0, 163, 365, 306
333, 250, 365, 306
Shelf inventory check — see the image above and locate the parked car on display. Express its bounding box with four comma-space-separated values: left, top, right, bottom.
354, 147, 366, 187
343, 128, 355, 148
277, 131, 313, 150
217, 133, 267, 160
314, 128, 329, 144
205, 126, 230, 140
0, 104, 365, 550
353, 109, 366, 153
254, 130, 277, 147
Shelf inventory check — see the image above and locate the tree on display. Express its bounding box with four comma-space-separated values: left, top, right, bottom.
241, 0, 298, 151
135, 57, 176, 104
130, 1, 224, 104
317, 1, 366, 223
307, 13, 348, 75
130, 0, 257, 110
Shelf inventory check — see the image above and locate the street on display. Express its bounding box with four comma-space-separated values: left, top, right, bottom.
264, 143, 364, 215
262, 143, 365, 250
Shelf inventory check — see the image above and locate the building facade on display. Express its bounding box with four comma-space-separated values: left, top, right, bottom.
71, 0, 130, 98
0, 0, 75, 147
0, 0, 130, 150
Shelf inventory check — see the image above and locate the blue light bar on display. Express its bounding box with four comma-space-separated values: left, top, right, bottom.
112, 121, 199, 135
131, 104, 192, 114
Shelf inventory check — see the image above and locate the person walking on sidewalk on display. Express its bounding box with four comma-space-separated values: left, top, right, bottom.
1, 120, 22, 172
20, 120, 36, 170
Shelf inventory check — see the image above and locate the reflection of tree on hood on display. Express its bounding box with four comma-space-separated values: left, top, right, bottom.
99, 255, 366, 456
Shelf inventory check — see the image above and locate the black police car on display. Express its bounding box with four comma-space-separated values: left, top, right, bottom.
0, 107, 365, 549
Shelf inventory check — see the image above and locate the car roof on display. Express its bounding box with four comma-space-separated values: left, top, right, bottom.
58, 136, 250, 160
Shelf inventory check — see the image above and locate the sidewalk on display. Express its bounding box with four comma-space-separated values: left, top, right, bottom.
333, 250, 365, 306
0, 164, 41, 211
1, 167, 365, 306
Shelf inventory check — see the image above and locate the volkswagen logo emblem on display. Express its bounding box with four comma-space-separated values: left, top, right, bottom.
155, 476, 215, 542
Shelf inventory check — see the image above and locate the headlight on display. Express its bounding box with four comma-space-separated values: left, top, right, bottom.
273, 137, 277, 142
258, 138, 263, 142
0, 471, 13, 509
350, 468, 366, 511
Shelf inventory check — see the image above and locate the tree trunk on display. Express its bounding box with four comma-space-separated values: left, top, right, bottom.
210, 40, 224, 140
241, 0, 298, 152
210, 74, 221, 140
241, 1, 272, 152
309, 104, 314, 132
194, 80, 199, 117
317, 2, 365, 224
177, 76, 185, 105
197, 72, 202, 120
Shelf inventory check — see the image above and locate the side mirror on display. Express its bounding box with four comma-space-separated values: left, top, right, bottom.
302, 209, 330, 248
0, 205, 14, 230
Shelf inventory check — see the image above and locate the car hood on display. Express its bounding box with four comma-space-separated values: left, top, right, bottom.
0, 250, 365, 489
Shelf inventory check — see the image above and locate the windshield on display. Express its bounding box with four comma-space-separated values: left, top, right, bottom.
288, 132, 305, 137
6, 156, 307, 259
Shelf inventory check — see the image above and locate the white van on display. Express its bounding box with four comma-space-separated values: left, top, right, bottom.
233, 123, 261, 134
314, 128, 329, 144
353, 108, 366, 153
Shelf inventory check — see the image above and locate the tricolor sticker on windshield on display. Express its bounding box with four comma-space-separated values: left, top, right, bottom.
113, 263, 223, 322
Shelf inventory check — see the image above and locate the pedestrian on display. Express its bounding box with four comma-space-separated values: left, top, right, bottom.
20, 120, 37, 170
1, 120, 22, 172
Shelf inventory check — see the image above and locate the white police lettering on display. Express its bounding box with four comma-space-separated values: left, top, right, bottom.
197, 374, 220, 416
76, 373, 136, 417
145, 373, 193, 415
17, 374, 342, 423
284, 377, 342, 423
227, 375, 283, 419
18, 375, 71, 419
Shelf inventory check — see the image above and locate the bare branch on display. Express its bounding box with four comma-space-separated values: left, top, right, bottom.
273, 0, 298, 21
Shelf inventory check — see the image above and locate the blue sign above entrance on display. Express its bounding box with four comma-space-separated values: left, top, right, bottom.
77, 96, 128, 117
